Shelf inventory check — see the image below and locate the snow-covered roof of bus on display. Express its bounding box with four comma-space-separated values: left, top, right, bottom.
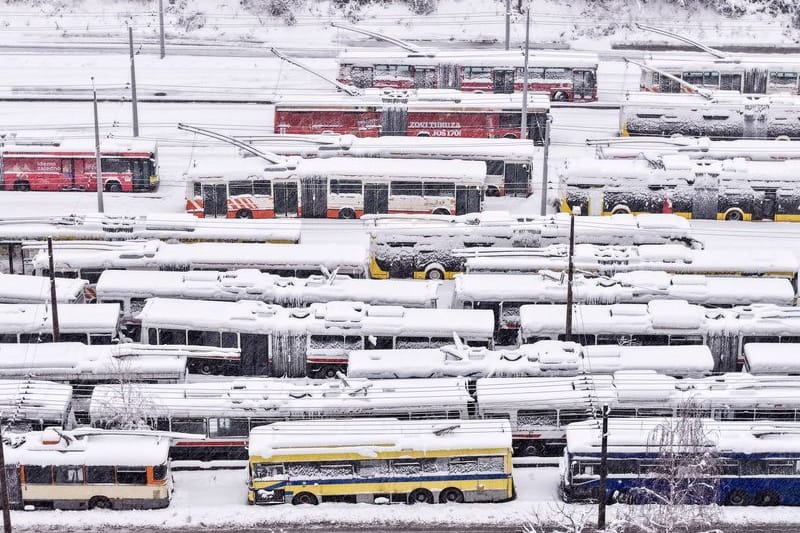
275, 90, 551, 112
0, 303, 120, 333
0, 273, 87, 304
0, 380, 72, 423
5, 428, 170, 467
0, 342, 186, 378
454, 271, 794, 306
137, 298, 494, 338
742, 343, 800, 374
596, 137, 800, 161
337, 48, 599, 68
89, 377, 471, 420
643, 51, 800, 70
31, 240, 370, 272
2, 140, 157, 155
96, 269, 439, 308
249, 417, 512, 458
565, 418, 800, 455
519, 301, 800, 337
623, 91, 800, 106
346, 341, 713, 379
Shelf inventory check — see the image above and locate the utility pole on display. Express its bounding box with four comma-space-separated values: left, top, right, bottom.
564, 211, 575, 341
128, 26, 140, 137
504, 0, 511, 50
519, 9, 530, 140
91, 77, 104, 213
0, 134, 5, 195
539, 115, 551, 215
597, 404, 610, 530
158, 0, 166, 59
0, 421, 10, 533
47, 236, 60, 342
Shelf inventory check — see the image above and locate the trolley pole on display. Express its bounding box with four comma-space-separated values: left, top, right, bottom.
47, 236, 60, 342
597, 404, 610, 530
0, 134, 5, 193
519, 9, 530, 140
91, 77, 104, 213
539, 115, 551, 215
504, 0, 511, 50
564, 211, 575, 341
158, 0, 166, 59
128, 26, 140, 137
0, 421, 10, 533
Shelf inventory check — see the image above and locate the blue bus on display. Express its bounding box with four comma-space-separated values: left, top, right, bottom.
560, 418, 800, 506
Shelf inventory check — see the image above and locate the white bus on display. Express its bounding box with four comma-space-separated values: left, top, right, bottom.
137, 298, 494, 378
248, 135, 538, 197
0, 303, 121, 344
0, 380, 73, 430
89, 377, 471, 461
5, 428, 171, 510
742, 343, 800, 375
592, 136, 800, 162
28, 239, 370, 282
185, 156, 485, 220
346, 340, 714, 379
0, 273, 87, 304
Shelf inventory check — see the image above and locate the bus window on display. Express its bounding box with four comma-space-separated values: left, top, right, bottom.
193, 182, 202, 197
240, 333, 269, 375
158, 329, 187, 345
20, 333, 53, 343
365, 336, 393, 350
145, 328, 158, 345
253, 180, 272, 196
358, 460, 388, 477
79, 269, 104, 284
396, 336, 431, 349
464, 66, 492, 80
631, 334, 669, 346
55, 466, 84, 484
153, 464, 168, 480
188, 330, 221, 347
23, 465, 53, 484
499, 114, 520, 129
668, 335, 704, 345
87, 466, 115, 484
101, 159, 131, 173
61, 333, 88, 343
742, 335, 779, 345
330, 180, 362, 194
229, 181, 253, 196
116, 467, 147, 484
485, 160, 504, 176
130, 298, 147, 315
171, 418, 207, 435
209, 418, 249, 438
390, 181, 423, 196
769, 72, 798, 87
423, 182, 455, 197
222, 332, 239, 348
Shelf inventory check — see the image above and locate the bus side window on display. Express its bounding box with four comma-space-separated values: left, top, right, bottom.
222, 332, 238, 348
23, 465, 53, 484
116, 467, 147, 485
170, 418, 208, 436
209, 418, 249, 438
188, 330, 221, 347
365, 336, 393, 350
253, 180, 272, 196
485, 160, 504, 176
158, 329, 187, 345
145, 328, 158, 345
55, 465, 84, 484
61, 333, 88, 343
87, 466, 115, 484
193, 182, 201, 197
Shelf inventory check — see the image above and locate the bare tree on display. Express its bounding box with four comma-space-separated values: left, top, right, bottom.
524, 501, 604, 533
94, 358, 156, 430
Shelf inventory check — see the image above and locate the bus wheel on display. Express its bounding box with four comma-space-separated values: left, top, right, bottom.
236, 209, 253, 219
553, 91, 568, 101
318, 365, 340, 379
13, 181, 30, 192
439, 488, 464, 504
198, 362, 216, 375
425, 267, 445, 280
725, 209, 743, 221
291, 492, 319, 505
432, 208, 450, 216
503, 133, 517, 139
408, 488, 434, 504
485, 186, 500, 197
755, 490, 780, 506
89, 496, 112, 510
725, 490, 750, 506
338, 208, 356, 219
105, 181, 122, 193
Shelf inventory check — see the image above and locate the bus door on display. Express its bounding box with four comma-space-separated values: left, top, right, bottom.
131, 159, 147, 191
351, 66, 374, 88
414, 67, 436, 89
382, 106, 408, 136
364, 183, 389, 214
456, 185, 482, 215
743, 68, 768, 93
588, 189, 604, 216
720, 72, 743, 91
572, 70, 595, 101
61, 159, 75, 188
437, 64, 461, 89
492, 69, 515, 94
273, 182, 298, 217
743, 102, 769, 138
300, 175, 327, 218
761, 190, 777, 220
202, 184, 228, 218
690, 177, 719, 220
504, 163, 530, 197
4, 465, 20, 508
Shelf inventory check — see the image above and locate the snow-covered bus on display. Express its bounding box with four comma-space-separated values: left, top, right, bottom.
89, 378, 471, 461
337, 48, 598, 101
248, 418, 514, 505
346, 340, 714, 379
455, 271, 795, 343
0, 303, 121, 345
29, 240, 370, 282
137, 298, 494, 378
561, 418, 800, 506
368, 212, 696, 280
185, 156, 485, 220
0, 380, 73, 430
248, 135, 538, 197
592, 136, 800, 162
0, 273, 87, 304
519, 300, 800, 371
5, 428, 171, 510
742, 343, 800, 375
560, 156, 800, 221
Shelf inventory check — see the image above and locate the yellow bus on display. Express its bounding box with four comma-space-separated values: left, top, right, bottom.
248, 418, 513, 505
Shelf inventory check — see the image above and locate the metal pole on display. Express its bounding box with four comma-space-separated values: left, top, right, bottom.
158, 0, 166, 59
519, 9, 530, 140
128, 26, 140, 137
47, 236, 60, 342
539, 116, 551, 215
564, 212, 575, 341
598, 405, 609, 530
0, 135, 5, 195
92, 77, 104, 213
0, 422, 11, 533
504, 0, 511, 50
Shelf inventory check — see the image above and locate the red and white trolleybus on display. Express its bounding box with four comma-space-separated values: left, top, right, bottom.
0, 140, 159, 192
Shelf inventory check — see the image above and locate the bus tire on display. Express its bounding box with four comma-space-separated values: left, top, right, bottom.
317, 365, 340, 379
338, 208, 356, 219
408, 488, 434, 504
236, 209, 253, 219
13, 181, 30, 192
724, 209, 744, 221
485, 186, 500, 197
424, 265, 445, 280
292, 492, 318, 505
439, 487, 464, 504
89, 496, 112, 510
105, 181, 122, 193
503, 133, 517, 139
198, 361, 216, 375
432, 208, 451, 216
553, 91, 568, 101
725, 490, 750, 506
755, 490, 780, 506
610, 206, 631, 216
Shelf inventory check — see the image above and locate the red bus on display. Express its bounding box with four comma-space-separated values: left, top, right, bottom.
274, 90, 551, 145
337, 49, 598, 102
1, 141, 159, 192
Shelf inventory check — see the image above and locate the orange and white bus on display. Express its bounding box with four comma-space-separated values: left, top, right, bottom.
185, 156, 485, 219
